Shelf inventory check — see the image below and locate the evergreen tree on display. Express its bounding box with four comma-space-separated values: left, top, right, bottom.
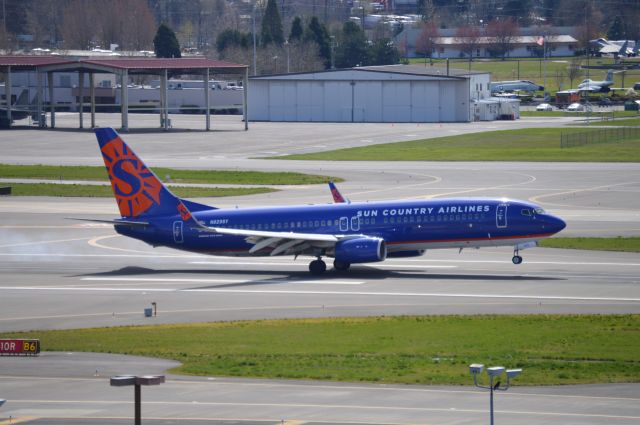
216, 29, 250, 53
153, 23, 181, 58
335, 21, 369, 68
289, 16, 303, 42
304, 16, 332, 69
260, 0, 284, 46
369, 39, 400, 65
607, 16, 625, 40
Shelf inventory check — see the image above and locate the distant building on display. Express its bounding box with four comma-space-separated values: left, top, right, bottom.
249, 64, 492, 123
396, 26, 579, 59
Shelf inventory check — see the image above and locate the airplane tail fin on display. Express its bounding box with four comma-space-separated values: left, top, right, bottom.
329, 181, 350, 204
606, 69, 614, 82
95, 127, 189, 219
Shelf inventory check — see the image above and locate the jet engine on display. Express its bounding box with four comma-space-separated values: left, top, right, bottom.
334, 237, 387, 264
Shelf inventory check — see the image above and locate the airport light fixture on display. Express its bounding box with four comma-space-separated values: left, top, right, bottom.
110, 375, 165, 425
469, 364, 522, 425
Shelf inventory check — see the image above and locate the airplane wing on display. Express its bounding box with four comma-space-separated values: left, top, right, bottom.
192, 222, 360, 256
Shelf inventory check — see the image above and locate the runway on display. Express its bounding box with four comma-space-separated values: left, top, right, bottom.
1, 118, 639, 424
1, 211, 639, 332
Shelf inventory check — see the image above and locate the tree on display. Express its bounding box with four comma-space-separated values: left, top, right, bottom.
414, 21, 439, 64
304, 17, 332, 69
216, 29, 250, 53
417, 0, 436, 22
485, 18, 519, 60
369, 39, 400, 66
334, 21, 369, 68
260, 0, 284, 47
455, 26, 482, 64
608, 16, 625, 40
153, 23, 181, 58
567, 58, 582, 89
289, 16, 303, 42
61, 0, 97, 49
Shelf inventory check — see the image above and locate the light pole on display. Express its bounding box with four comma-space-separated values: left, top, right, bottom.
470, 364, 522, 425
252, 3, 257, 76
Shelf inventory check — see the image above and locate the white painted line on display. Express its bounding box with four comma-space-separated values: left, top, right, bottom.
81, 277, 364, 285
1, 286, 638, 302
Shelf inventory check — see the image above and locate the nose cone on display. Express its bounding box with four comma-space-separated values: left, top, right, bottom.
538, 85, 545, 91
550, 215, 566, 234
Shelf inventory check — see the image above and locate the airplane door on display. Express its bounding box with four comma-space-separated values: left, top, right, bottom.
173, 221, 184, 243
350, 216, 360, 232
496, 204, 508, 228
339, 217, 349, 232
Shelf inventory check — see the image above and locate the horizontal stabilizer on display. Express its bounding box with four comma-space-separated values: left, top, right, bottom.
67, 218, 150, 227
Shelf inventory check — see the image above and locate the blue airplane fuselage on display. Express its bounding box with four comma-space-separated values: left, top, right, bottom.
116, 198, 564, 256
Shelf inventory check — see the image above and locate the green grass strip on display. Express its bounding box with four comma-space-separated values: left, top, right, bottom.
0, 164, 342, 185
7, 183, 275, 198
540, 237, 640, 253
5, 315, 639, 386
277, 128, 640, 162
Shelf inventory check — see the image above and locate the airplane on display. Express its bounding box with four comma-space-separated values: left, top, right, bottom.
86, 127, 566, 274
490, 80, 544, 94
577, 70, 615, 93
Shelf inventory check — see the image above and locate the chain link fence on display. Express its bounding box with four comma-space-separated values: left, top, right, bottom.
560, 127, 640, 148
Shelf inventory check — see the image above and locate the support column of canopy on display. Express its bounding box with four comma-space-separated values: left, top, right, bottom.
243, 67, 248, 131
47, 72, 55, 128
204, 68, 210, 131
78, 72, 84, 128
90, 72, 96, 128
161, 69, 168, 131
5, 66, 11, 127
36, 70, 44, 127
120, 69, 128, 131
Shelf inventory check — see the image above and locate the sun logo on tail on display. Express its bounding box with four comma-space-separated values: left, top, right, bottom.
100, 136, 163, 217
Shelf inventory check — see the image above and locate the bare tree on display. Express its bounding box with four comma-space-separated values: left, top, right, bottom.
122, 0, 157, 51
485, 18, 519, 60
455, 26, 483, 66
62, 0, 98, 49
415, 21, 439, 64
568, 58, 582, 89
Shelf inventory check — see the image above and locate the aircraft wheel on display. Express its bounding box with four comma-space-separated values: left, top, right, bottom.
512, 255, 523, 265
309, 259, 327, 275
333, 260, 351, 271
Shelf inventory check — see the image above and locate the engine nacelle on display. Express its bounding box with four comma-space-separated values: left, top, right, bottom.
334, 237, 387, 264
387, 250, 425, 258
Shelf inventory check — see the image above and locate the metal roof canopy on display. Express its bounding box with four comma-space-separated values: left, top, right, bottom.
0, 56, 249, 131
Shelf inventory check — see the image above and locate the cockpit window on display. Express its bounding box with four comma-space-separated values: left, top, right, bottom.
533, 208, 545, 214
521, 208, 531, 216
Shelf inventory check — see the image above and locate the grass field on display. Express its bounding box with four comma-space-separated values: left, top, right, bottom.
278, 128, 640, 162
0, 164, 341, 185
540, 237, 640, 253
5, 315, 639, 385
8, 183, 275, 198
408, 56, 640, 94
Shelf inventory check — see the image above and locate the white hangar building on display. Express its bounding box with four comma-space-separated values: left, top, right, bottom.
248, 65, 491, 123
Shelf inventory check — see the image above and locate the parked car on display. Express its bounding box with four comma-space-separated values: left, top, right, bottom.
567, 103, 586, 112
598, 97, 612, 106
536, 103, 553, 111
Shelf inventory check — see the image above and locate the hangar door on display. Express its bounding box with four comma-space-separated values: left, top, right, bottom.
411, 81, 441, 122
268, 82, 297, 121
382, 82, 411, 122
353, 82, 382, 122
295, 81, 324, 121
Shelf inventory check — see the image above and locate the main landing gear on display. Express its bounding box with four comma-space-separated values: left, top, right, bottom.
308, 258, 352, 274
512, 247, 523, 265
309, 258, 327, 275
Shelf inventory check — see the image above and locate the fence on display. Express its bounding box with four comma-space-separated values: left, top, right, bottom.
560, 127, 640, 148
